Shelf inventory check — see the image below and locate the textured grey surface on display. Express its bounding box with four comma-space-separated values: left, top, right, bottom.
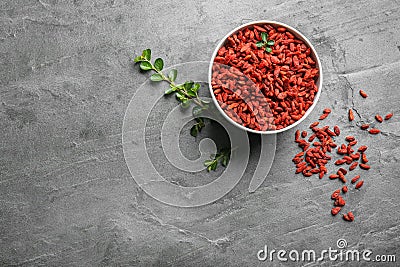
1, 0, 400, 266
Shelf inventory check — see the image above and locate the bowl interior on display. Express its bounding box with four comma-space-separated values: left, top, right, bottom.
208, 21, 322, 134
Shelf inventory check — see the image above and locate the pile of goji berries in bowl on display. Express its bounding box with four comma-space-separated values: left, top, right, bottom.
209, 21, 322, 134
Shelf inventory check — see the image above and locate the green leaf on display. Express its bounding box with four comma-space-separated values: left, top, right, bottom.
210, 161, 218, 171
150, 73, 163, 81
206, 160, 218, 171
154, 58, 164, 71
140, 61, 152, 70
267, 40, 275, 46
221, 156, 228, 167
183, 81, 194, 91
190, 125, 199, 137
186, 83, 199, 97
261, 32, 268, 42
134, 55, 143, 62
204, 159, 214, 167
168, 69, 177, 82
192, 83, 200, 93
187, 90, 196, 97
265, 47, 272, 53
256, 41, 264, 48
192, 106, 203, 117
142, 49, 151, 60
164, 87, 176, 95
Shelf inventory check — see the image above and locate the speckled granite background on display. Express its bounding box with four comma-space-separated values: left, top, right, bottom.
1, 0, 399, 266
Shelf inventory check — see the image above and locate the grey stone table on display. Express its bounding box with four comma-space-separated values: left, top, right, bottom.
1, 0, 399, 266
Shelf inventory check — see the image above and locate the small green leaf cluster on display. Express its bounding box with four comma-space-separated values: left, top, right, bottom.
166, 80, 201, 108
256, 32, 275, 53
204, 148, 230, 171
134, 49, 167, 81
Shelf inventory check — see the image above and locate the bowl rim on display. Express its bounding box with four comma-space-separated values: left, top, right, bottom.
208, 20, 323, 134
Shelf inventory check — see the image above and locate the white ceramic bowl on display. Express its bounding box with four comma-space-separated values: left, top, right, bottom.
208, 20, 322, 134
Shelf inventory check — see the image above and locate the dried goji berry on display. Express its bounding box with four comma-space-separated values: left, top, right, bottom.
369, 129, 380, 134
348, 109, 354, 121
351, 175, 361, 184
358, 146, 368, 152
349, 162, 358, 171
359, 90, 368, 98
359, 164, 370, 170
331, 207, 341, 216
355, 180, 364, 189
384, 113, 393, 120
375, 114, 383, 123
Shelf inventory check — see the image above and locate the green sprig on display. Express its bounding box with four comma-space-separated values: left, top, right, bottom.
134, 49, 206, 110
134, 49, 231, 171
256, 32, 275, 53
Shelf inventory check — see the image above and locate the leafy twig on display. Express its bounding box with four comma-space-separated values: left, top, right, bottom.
134, 49, 208, 136
134, 49, 231, 171
134, 49, 207, 109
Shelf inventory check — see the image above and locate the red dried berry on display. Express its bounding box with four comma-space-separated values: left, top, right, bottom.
343, 156, 353, 164
329, 174, 339, 179
334, 125, 340, 136
384, 113, 393, 120
295, 130, 301, 140
347, 145, 354, 155
355, 180, 364, 189
358, 146, 368, 152
369, 129, 380, 134
360, 124, 369, 130
375, 114, 383, 123
338, 171, 347, 183
331, 189, 341, 199
349, 162, 358, 171
338, 168, 347, 175
360, 163, 370, 170
349, 109, 354, 121
334, 196, 346, 206
331, 207, 341, 216
349, 140, 357, 146
359, 90, 368, 98
310, 121, 319, 128
351, 175, 361, 184
342, 186, 348, 193
348, 211, 355, 221
350, 153, 360, 160
361, 153, 368, 163
319, 114, 328, 120
335, 159, 346, 165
